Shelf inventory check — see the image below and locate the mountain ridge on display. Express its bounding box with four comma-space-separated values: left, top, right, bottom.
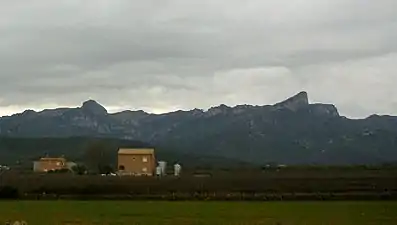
0, 91, 396, 165
1, 91, 392, 120
0, 91, 341, 118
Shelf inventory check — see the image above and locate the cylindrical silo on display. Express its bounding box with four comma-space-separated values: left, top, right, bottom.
174, 163, 181, 176
158, 161, 167, 176
156, 166, 162, 176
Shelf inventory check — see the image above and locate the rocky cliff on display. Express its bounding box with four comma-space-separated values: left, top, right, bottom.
0, 91, 396, 165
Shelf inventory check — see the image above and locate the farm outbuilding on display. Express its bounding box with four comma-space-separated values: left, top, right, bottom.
117, 148, 156, 176
33, 157, 67, 172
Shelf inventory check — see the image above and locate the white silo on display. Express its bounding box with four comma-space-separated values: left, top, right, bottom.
158, 161, 167, 176
33, 161, 40, 172
155, 166, 162, 176
174, 163, 182, 176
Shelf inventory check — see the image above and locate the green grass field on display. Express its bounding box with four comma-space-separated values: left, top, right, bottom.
0, 201, 396, 225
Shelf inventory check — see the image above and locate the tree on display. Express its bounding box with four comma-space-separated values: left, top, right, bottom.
83, 140, 114, 173
71, 164, 87, 175
98, 164, 114, 175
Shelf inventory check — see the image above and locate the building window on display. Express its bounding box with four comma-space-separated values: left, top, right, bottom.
142, 156, 148, 162
142, 167, 147, 172
119, 165, 125, 170
56, 162, 61, 166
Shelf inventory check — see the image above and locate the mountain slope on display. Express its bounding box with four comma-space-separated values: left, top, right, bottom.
0, 137, 248, 168
0, 91, 396, 165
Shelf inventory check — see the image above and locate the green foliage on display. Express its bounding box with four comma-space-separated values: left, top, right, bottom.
71, 164, 87, 175
82, 140, 115, 173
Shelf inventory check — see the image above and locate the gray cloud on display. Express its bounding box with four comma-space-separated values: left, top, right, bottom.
0, 0, 397, 118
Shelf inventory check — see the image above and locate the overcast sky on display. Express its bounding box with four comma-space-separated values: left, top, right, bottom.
0, 0, 396, 118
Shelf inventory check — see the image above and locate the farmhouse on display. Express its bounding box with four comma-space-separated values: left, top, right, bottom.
117, 148, 156, 176
33, 157, 67, 172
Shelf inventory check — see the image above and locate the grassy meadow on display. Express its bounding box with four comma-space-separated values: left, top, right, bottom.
0, 201, 396, 225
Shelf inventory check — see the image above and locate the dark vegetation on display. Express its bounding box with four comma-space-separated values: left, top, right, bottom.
0, 136, 395, 201
1, 166, 396, 201
0, 186, 19, 199
0, 137, 249, 171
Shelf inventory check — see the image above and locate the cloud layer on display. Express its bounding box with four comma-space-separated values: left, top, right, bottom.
1, 0, 397, 118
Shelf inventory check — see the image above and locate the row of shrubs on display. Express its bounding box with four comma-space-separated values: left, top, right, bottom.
4, 192, 397, 201
1, 185, 396, 201
20, 176, 396, 193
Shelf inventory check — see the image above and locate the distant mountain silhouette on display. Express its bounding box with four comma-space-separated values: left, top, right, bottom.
0, 91, 396, 165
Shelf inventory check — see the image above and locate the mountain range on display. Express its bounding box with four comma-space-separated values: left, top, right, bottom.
1, 91, 397, 165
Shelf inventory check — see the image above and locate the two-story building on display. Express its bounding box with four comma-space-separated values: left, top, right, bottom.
117, 148, 156, 176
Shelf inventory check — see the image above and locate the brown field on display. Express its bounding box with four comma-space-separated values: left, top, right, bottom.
1, 167, 396, 200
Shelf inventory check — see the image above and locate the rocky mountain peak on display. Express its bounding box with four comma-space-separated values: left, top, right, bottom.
81, 100, 108, 115
18, 109, 38, 118
190, 108, 204, 116
111, 110, 149, 121
274, 91, 309, 111
206, 104, 231, 116
22, 109, 37, 115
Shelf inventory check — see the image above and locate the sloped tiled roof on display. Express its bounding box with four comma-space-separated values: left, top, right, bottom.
118, 148, 154, 155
